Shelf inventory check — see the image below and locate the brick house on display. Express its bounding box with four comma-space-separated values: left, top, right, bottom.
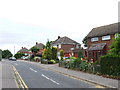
34, 42, 45, 56
18, 47, 33, 56
51, 36, 81, 59
85, 23, 120, 62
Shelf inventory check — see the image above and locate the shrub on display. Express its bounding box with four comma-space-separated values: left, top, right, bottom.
79, 60, 88, 71
48, 60, 56, 64
100, 54, 120, 77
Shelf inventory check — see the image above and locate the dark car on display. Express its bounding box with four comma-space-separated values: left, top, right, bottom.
9, 57, 16, 61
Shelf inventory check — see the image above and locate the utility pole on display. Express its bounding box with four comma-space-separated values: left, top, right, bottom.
14, 46, 15, 56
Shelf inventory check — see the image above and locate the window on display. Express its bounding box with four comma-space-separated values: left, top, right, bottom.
59, 45, 61, 48
76, 44, 79, 49
91, 37, 98, 42
102, 35, 110, 40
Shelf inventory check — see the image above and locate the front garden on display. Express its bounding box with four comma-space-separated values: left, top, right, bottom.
59, 33, 120, 80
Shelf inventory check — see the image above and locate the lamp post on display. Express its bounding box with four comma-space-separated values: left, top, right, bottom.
14, 46, 15, 56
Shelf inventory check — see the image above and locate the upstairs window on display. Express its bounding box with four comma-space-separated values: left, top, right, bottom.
102, 35, 110, 40
76, 44, 79, 49
58, 45, 61, 48
91, 37, 98, 42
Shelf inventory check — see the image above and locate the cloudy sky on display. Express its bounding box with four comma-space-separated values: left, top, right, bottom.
0, 0, 119, 54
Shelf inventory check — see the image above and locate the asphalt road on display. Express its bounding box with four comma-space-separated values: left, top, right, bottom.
7, 60, 97, 88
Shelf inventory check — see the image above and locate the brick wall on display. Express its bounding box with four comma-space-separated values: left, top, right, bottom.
87, 34, 115, 53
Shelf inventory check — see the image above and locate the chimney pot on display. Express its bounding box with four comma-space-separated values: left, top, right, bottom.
58, 36, 60, 39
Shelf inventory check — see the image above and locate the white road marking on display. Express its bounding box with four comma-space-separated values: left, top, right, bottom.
41, 74, 60, 85
30, 68, 37, 72
15, 63, 18, 66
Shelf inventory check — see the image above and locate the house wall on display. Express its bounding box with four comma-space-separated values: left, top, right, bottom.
86, 34, 115, 62
87, 34, 114, 53
58, 44, 81, 58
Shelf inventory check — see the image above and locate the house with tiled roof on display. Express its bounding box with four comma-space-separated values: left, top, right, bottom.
85, 22, 120, 62
18, 47, 32, 56
34, 42, 45, 56
52, 36, 81, 59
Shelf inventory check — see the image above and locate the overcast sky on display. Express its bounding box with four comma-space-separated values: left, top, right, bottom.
0, 0, 119, 54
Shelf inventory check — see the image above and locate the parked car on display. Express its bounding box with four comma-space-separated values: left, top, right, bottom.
9, 57, 16, 61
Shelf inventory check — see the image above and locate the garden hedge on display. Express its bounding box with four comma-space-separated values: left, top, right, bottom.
100, 54, 120, 77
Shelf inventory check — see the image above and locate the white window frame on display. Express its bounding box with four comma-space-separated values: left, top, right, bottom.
102, 35, 110, 40
91, 37, 98, 42
76, 44, 79, 49
59, 45, 61, 48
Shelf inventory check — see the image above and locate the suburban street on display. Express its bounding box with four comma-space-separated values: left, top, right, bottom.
2, 59, 98, 88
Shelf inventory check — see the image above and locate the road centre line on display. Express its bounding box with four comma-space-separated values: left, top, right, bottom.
41, 74, 60, 85
30, 68, 37, 72
15, 63, 18, 66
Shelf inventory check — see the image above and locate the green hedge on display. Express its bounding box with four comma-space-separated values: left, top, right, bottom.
100, 54, 120, 77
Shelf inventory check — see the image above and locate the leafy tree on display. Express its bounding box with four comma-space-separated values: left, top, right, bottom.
14, 52, 25, 59
60, 49, 64, 60
51, 47, 57, 60
30, 46, 40, 56
109, 33, 120, 55
2, 50, 13, 58
78, 50, 83, 58
82, 37, 87, 47
0, 49, 2, 60
42, 40, 52, 60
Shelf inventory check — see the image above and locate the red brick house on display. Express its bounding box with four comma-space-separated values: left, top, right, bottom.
85, 23, 120, 62
18, 47, 32, 56
34, 42, 44, 56
52, 36, 81, 59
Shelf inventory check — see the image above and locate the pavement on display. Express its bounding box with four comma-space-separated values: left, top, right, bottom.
24, 60, 119, 89
1, 59, 18, 88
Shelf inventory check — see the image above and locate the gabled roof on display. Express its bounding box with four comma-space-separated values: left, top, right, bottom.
18, 47, 29, 53
51, 36, 80, 45
86, 23, 120, 38
34, 43, 44, 49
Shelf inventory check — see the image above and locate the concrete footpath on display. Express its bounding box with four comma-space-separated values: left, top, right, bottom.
24, 60, 119, 89
1, 60, 17, 88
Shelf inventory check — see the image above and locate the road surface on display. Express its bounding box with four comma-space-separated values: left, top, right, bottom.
3, 60, 100, 88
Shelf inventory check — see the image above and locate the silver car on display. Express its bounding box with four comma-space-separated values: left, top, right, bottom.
9, 57, 16, 61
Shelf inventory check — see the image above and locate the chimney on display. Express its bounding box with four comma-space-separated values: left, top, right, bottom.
36, 42, 38, 45
22, 47, 23, 49
58, 36, 60, 39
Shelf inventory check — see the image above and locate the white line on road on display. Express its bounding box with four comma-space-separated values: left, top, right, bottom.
30, 68, 37, 72
41, 74, 60, 85
15, 63, 18, 66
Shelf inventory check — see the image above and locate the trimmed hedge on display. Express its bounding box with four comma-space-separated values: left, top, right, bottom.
100, 54, 120, 77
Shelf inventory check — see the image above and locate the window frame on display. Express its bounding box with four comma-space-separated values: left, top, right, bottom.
102, 35, 111, 41
91, 37, 98, 42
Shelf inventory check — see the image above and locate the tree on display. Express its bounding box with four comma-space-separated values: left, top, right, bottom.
78, 50, 83, 58
2, 50, 13, 58
109, 33, 120, 55
14, 52, 25, 59
60, 49, 64, 60
30, 46, 40, 56
42, 40, 52, 60
82, 37, 87, 47
51, 47, 57, 60
0, 49, 2, 60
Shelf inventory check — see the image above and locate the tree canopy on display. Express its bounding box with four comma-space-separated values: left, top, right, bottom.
82, 37, 87, 47
14, 52, 25, 59
60, 49, 64, 60
30, 46, 40, 55
109, 33, 120, 55
2, 50, 13, 58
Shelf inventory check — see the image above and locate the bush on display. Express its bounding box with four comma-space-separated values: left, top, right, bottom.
48, 60, 56, 64
41, 59, 48, 64
79, 60, 88, 71
100, 54, 120, 77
